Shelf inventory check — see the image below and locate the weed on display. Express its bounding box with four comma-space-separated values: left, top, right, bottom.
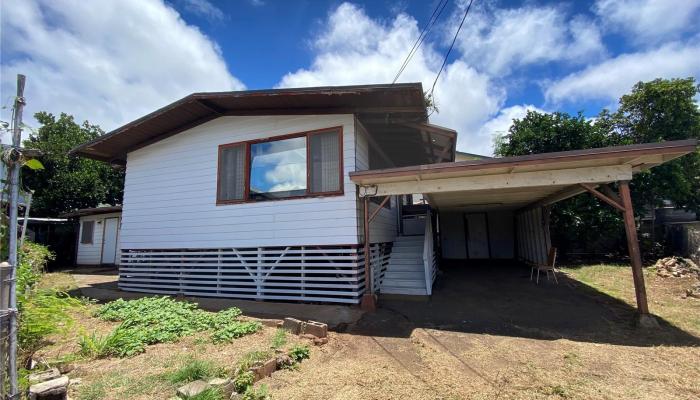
166, 358, 225, 384
270, 328, 287, 349
548, 384, 568, 397
238, 350, 273, 372
78, 324, 145, 358
182, 387, 225, 400
242, 384, 271, 400
78, 380, 107, 400
288, 344, 310, 363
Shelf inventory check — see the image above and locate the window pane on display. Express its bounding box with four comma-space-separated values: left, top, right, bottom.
218, 144, 246, 201
81, 221, 94, 244
309, 130, 340, 193
249, 136, 307, 200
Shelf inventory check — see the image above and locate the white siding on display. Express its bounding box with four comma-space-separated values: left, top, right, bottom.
354, 119, 398, 244
121, 115, 359, 249
77, 212, 122, 265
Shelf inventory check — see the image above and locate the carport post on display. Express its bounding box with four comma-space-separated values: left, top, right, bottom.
360, 196, 376, 311
618, 180, 650, 316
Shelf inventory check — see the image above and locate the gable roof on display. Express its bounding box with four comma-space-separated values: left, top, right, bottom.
71, 83, 428, 164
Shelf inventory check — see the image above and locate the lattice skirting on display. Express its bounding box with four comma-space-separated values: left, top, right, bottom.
119, 243, 392, 304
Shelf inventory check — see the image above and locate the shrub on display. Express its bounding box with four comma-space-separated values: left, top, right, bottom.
78, 324, 145, 358
288, 344, 310, 363
233, 370, 255, 393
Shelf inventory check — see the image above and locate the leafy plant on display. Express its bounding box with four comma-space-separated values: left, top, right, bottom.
165, 358, 225, 385
78, 324, 145, 358
288, 345, 310, 363
88, 297, 261, 358
233, 370, 255, 393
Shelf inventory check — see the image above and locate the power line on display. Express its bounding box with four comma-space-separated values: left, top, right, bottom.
428, 0, 474, 101
392, 0, 450, 84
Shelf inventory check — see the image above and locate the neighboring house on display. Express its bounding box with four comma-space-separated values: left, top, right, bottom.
61, 206, 122, 266
71, 83, 698, 312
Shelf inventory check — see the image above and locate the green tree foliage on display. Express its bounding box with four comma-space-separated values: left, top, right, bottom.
494, 77, 700, 256
21, 112, 124, 216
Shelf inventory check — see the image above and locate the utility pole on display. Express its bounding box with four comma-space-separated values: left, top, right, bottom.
6, 74, 26, 399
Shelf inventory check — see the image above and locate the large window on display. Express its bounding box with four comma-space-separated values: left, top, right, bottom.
217, 127, 343, 204
80, 220, 94, 244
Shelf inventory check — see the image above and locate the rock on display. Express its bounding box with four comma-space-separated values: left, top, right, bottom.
281, 317, 303, 334
655, 256, 700, 278
29, 376, 69, 400
250, 358, 277, 381
275, 354, 294, 369
208, 378, 235, 398
57, 364, 75, 374
301, 320, 328, 338
28, 368, 61, 385
176, 380, 211, 398
313, 337, 329, 346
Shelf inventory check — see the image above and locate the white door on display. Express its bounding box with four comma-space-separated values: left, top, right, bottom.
465, 213, 490, 259
101, 218, 119, 264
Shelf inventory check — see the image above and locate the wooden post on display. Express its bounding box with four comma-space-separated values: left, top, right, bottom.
618, 181, 655, 324
360, 196, 376, 311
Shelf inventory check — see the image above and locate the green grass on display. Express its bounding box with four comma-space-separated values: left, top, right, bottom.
270, 328, 287, 349
165, 358, 226, 385
183, 388, 225, 400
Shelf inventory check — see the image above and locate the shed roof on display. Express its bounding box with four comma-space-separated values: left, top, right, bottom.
60, 206, 122, 218
71, 83, 429, 163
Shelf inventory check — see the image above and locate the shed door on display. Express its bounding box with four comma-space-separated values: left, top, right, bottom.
101, 218, 119, 264
465, 213, 490, 259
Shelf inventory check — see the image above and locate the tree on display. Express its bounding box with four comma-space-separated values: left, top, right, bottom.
494, 77, 700, 257
21, 112, 124, 217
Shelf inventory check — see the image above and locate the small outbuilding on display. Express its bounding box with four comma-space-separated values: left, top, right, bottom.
61, 206, 122, 266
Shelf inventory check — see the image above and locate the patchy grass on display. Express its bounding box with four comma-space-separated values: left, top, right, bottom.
165, 357, 226, 385
561, 263, 700, 336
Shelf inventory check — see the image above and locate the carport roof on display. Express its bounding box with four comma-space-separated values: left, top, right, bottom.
349, 139, 698, 211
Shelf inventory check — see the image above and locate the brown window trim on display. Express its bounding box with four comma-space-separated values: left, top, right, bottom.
216, 126, 344, 205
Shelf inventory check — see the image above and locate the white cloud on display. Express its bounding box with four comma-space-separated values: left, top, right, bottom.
278, 3, 505, 154
594, 0, 700, 44
473, 104, 545, 156
0, 0, 243, 141
179, 0, 225, 21
544, 40, 700, 104
455, 4, 606, 75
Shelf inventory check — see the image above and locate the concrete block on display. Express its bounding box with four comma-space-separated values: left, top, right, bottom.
177, 380, 211, 398
301, 320, 328, 338
29, 376, 69, 400
281, 317, 303, 334
208, 378, 235, 398
28, 368, 61, 385
250, 358, 277, 382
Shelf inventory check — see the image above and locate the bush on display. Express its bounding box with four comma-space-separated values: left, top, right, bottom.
87, 296, 261, 358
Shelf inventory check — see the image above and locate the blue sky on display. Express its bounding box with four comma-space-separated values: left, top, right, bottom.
2, 0, 700, 155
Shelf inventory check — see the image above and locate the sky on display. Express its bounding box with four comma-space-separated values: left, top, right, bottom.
1, 0, 699, 156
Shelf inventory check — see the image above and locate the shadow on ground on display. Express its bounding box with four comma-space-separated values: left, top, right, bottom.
352, 262, 700, 347
63, 264, 700, 347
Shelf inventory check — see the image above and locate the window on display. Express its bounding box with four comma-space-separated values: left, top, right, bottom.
217, 127, 343, 204
80, 220, 94, 244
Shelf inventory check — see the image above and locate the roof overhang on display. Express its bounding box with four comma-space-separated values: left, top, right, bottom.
60, 205, 122, 218
349, 139, 698, 211
71, 83, 429, 163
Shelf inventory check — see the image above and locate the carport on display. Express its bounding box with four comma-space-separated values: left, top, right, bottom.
350, 139, 698, 323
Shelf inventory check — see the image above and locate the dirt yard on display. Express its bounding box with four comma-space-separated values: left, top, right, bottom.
35, 262, 700, 400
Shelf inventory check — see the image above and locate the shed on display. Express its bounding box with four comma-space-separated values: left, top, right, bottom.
61, 206, 122, 266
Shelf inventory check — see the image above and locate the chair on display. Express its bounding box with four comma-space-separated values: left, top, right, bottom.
530, 247, 558, 284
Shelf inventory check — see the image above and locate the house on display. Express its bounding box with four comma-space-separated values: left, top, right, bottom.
71, 83, 698, 317
61, 206, 122, 266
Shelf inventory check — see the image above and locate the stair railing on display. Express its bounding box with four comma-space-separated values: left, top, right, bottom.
422, 208, 434, 295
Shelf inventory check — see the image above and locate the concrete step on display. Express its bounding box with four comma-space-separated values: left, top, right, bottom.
394, 236, 424, 243
389, 258, 423, 266
380, 286, 429, 296
384, 270, 424, 280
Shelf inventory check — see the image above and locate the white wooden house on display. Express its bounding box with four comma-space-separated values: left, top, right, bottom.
71, 83, 697, 316
62, 206, 122, 266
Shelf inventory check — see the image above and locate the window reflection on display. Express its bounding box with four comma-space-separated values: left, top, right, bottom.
249, 136, 307, 200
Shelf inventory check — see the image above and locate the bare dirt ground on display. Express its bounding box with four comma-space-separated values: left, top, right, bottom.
38, 263, 700, 400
